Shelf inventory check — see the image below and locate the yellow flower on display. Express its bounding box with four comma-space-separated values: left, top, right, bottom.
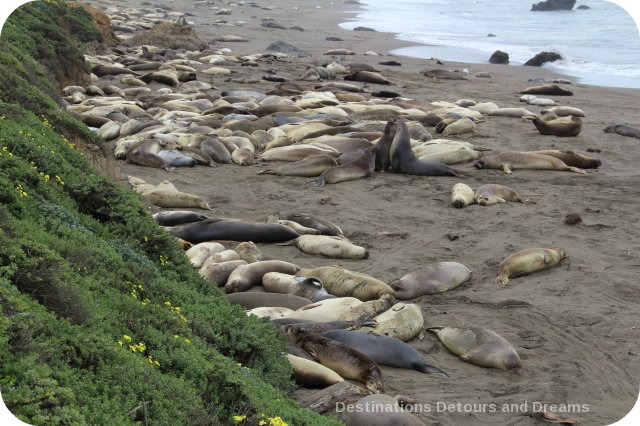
259, 421, 266, 426
268, 417, 287, 426
184, 339, 191, 344
117, 341, 123, 347
123, 335, 132, 342
232, 415, 246, 424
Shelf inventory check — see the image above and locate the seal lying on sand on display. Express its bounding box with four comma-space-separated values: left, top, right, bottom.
526, 149, 601, 169
532, 116, 581, 137
428, 326, 523, 373
474, 184, 534, 206
286, 327, 385, 393
603, 124, 640, 138
474, 152, 587, 174
344, 394, 425, 426
170, 218, 301, 243
389, 262, 472, 298
496, 247, 566, 286
306, 147, 377, 186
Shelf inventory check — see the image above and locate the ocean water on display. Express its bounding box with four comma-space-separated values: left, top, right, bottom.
339, 0, 640, 88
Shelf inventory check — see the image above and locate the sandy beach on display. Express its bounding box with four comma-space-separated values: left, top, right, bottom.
81, 0, 640, 423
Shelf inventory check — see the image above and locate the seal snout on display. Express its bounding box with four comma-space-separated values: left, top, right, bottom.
473, 160, 485, 169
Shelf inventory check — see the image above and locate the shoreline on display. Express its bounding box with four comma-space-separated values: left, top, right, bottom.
73, 0, 640, 424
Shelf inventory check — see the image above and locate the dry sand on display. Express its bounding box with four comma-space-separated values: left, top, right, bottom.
87, 0, 640, 424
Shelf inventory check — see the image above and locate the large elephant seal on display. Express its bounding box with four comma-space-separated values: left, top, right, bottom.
295, 266, 393, 301
153, 210, 209, 226
286, 327, 385, 393
526, 149, 601, 169
281, 235, 369, 260
604, 124, 640, 138
375, 120, 396, 172
225, 292, 311, 310
390, 118, 460, 176
321, 330, 447, 377
532, 116, 581, 137
474, 184, 534, 206
450, 183, 475, 208
306, 147, 377, 187
344, 394, 425, 426
474, 152, 587, 174
262, 272, 334, 302
170, 218, 301, 243
389, 262, 472, 299
225, 260, 301, 293
360, 303, 424, 341
496, 247, 566, 286
428, 326, 523, 374
286, 354, 345, 389
519, 84, 573, 96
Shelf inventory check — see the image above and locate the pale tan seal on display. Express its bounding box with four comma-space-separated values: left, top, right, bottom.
286, 327, 384, 393
265, 213, 321, 235
286, 354, 344, 389
295, 266, 393, 301
533, 116, 582, 136
185, 242, 225, 269
225, 260, 301, 293
389, 262, 472, 299
496, 247, 566, 285
519, 84, 573, 96
286, 297, 364, 322
306, 146, 377, 187
450, 182, 475, 208
247, 306, 294, 319
474, 184, 534, 206
279, 235, 369, 260
262, 272, 332, 302
199, 260, 247, 286
442, 118, 476, 137
419, 147, 483, 165
474, 152, 587, 174
360, 303, 424, 341
257, 154, 339, 177
227, 292, 311, 310
527, 149, 601, 169
337, 294, 397, 322
141, 189, 211, 210
234, 241, 262, 263
428, 326, 523, 373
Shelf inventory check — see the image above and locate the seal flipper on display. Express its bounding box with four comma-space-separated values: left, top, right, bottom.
414, 362, 448, 378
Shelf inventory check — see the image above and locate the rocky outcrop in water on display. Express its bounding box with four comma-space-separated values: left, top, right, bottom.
531, 0, 576, 11
524, 51, 563, 66
489, 50, 510, 64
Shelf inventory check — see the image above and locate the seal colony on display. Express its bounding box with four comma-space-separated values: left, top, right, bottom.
77, 0, 639, 424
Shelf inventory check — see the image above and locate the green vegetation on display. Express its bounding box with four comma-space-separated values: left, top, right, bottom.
0, 1, 339, 424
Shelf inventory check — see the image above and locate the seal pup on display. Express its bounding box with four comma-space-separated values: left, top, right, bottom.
286, 354, 345, 389
603, 124, 640, 138
474, 184, 534, 206
262, 272, 334, 302
338, 294, 397, 322
141, 189, 211, 210
285, 297, 364, 322
389, 262, 472, 299
474, 152, 587, 174
428, 326, 523, 373
519, 84, 573, 96
280, 235, 369, 260
234, 241, 262, 263
321, 330, 448, 377
421, 69, 466, 80
286, 327, 385, 393
225, 260, 301, 293
360, 303, 424, 341
279, 213, 344, 236
265, 213, 321, 235
450, 183, 475, 208
496, 247, 566, 285
390, 118, 460, 176
533, 116, 581, 137
306, 147, 377, 187
295, 266, 393, 301
199, 260, 247, 286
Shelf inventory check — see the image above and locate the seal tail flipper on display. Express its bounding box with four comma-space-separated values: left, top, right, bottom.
415, 363, 448, 378
305, 178, 325, 187
275, 238, 298, 247
495, 273, 510, 286
568, 166, 588, 174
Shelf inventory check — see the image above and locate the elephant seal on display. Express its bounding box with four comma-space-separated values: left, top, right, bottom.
286, 354, 344, 389
273, 318, 376, 333
360, 303, 423, 341
170, 218, 301, 243
344, 70, 392, 85
306, 146, 377, 187
496, 247, 566, 286
474, 184, 534, 206
126, 151, 173, 171
428, 326, 523, 374
296, 266, 393, 301
474, 152, 587, 174
375, 120, 396, 172
519, 84, 573, 96
142, 190, 211, 210
450, 183, 475, 208
199, 260, 247, 286
338, 294, 397, 322
527, 149, 601, 169
389, 262, 472, 299
153, 210, 208, 226
533, 116, 581, 136
279, 213, 344, 236
186, 242, 226, 269
344, 394, 425, 426
225, 260, 301, 293
234, 241, 263, 263
226, 292, 311, 310
421, 69, 466, 80
321, 330, 447, 377
286, 297, 364, 322
156, 150, 198, 167
390, 118, 460, 176
262, 272, 333, 302
603, 124, 640, 138
258, 154, 339, 177
281, 235, 368, 260
418, 147, 483, 165
286, 327, 384, 393
442, 118, 476, 137
265, 214, 321, 235
247, 306, 294, 319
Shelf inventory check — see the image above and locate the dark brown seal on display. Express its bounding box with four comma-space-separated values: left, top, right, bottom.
532, 116, 581, 137
286, 327, 384, 393
527, 149, 601, 168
